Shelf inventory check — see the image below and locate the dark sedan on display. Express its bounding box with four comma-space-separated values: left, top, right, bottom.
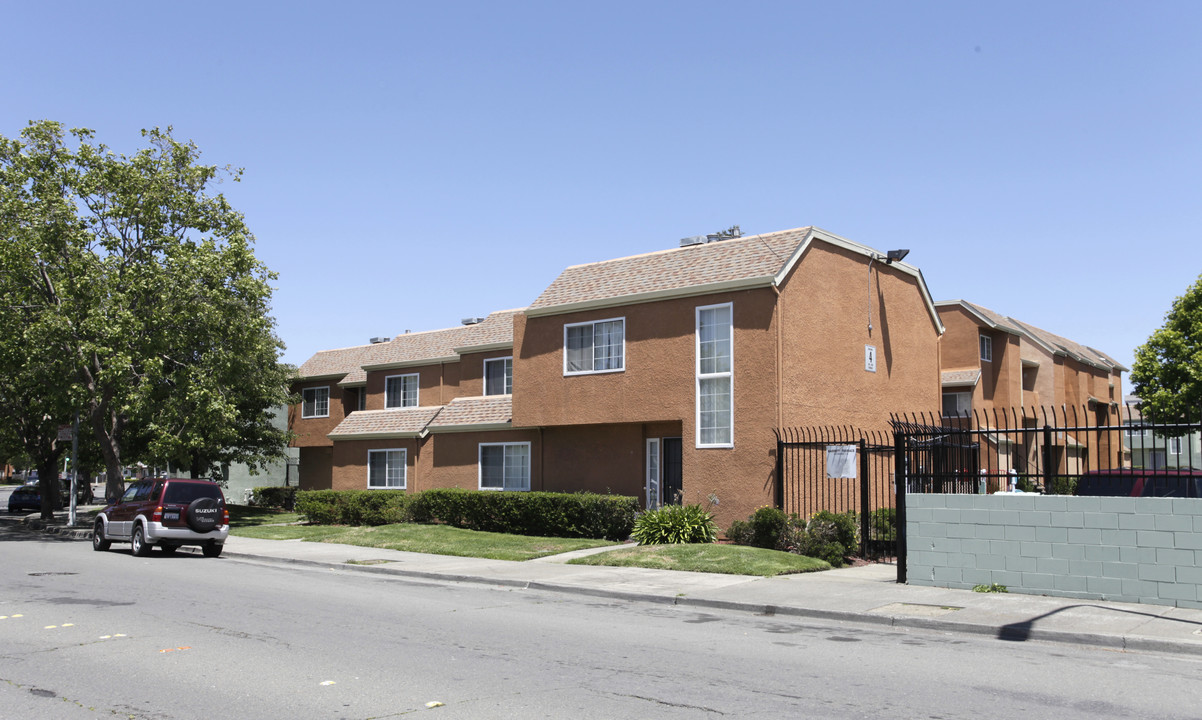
8, 485, 64, 513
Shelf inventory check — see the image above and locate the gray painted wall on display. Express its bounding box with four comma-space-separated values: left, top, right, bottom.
906, 493, 1202, 609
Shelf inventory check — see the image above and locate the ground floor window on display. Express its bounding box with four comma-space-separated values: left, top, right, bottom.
368, 449, 406, 488
479, 442, 530, 491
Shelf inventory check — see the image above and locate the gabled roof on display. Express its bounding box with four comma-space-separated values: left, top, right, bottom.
296, 342, 390, 384
454, 309, 522, 354
426, 396, 512, 432
525, 226, 944, 331
935, 300, 1128, 374
327, 407, 443, 440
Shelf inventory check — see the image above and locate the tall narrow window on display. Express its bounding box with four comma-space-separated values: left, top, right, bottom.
479, 443, 530, 491
697, 303, 733, 447
368, 449, 406, 488
979, 334, 993, 362
564, 318, 625, 374
385, 374, 419, 409
302, 387, 330, 418
484, 357, 513, 395
646, 438, 661, 510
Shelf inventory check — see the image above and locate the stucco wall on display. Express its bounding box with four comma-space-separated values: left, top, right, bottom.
778, 243, 941, 431
907, 493, 1202, 609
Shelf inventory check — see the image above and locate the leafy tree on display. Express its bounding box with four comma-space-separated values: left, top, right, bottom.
1131, 273, 1202, 423
0, 120, 293, 503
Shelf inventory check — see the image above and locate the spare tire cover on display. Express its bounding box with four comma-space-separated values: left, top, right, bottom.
186, 497, 221, 532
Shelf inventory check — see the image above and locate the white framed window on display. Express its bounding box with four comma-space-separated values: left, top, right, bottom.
942, 391, 971, 417
356, 387, 366, 412
979, 334, 993, 362
368, 449, 406, 489
302, 387, 330, 418
479, 442, 530, 491
385, 373, 419, 409
646, 438, 661, 510
484, 357, 513, 396
564, 318, 625, 375
697, 303, 733, 447
1170, 437, 1182, 455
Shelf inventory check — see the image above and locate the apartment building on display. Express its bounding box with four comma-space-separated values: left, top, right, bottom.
289, 227, 943, 526
935, 300, 1127, 480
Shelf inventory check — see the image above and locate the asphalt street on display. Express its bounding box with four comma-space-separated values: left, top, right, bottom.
3, 522, 1202, 719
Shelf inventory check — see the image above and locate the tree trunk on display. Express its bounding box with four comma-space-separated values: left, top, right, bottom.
36, 456, 60, 521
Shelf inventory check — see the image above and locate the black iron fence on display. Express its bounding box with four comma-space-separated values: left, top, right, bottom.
774, 426, 896, 559
888, 403, 1202, 581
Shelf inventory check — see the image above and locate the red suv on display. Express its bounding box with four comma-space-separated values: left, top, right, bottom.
92, 478, 229, 557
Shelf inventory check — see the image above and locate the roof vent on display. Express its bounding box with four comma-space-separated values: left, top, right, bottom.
369, 336, 391, 344
461, 317, 485, 325
680, 235, 706, 247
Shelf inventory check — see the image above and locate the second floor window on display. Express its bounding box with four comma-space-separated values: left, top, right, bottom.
697, 303, 733, 447
385, 374, 419, 409
484, 357, 513, 395
980, 334, 993, 362
302, 387, 329, 418
564, 318, 624, 374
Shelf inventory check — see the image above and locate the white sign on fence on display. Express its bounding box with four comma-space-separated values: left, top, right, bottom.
826, 444, 857, 479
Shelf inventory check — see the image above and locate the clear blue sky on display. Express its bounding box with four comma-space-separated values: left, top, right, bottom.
5, 2, 1199, 380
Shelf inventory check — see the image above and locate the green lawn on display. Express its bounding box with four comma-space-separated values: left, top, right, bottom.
567, 543, 830, 576
230, 522, 619, 561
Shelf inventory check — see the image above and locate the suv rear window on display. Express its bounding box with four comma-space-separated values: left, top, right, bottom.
163, 482, 223, 505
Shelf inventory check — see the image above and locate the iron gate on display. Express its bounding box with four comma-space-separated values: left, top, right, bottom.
774, 427, 897, 559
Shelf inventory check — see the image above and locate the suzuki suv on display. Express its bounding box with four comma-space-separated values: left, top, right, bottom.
93, 478, 229, 557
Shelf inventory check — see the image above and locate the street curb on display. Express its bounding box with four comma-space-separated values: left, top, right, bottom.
219, 549, 1202, 658
17, 521, 1202, 658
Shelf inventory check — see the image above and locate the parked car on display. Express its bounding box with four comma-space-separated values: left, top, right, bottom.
92, 478, 229, 557
8, 484, 63, 513
1077, 469, 1202, 498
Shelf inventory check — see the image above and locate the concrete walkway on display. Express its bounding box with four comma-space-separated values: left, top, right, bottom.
19, 512, 1202, 657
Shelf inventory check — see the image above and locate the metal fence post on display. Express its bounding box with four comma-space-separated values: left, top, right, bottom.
859, 437, 870, 558
1042, 424, 1054, 492
894, 429, 907, 584
774, 433, 784, 510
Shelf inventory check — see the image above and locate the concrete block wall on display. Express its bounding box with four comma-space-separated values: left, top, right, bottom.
906, 494, 1202, 609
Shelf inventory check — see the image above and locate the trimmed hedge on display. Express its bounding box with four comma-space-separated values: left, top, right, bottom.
294, 490, 416, 526
294, 488, 637, 541
251, 486, 298, 510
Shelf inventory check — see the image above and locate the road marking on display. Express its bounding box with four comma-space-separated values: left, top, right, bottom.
320, 681, 336, 686
159, 646, 192, 653
0, 614, 25, 620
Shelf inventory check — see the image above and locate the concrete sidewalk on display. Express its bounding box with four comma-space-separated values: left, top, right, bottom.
19, 512, 1202, 657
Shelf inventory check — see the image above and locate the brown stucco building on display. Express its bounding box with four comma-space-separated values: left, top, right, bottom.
935, 300, 1128, 481
289, 226, 945, 527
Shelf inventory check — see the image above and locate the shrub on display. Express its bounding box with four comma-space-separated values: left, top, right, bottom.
773, 510, 858, 567
868, 507, 896, 542
299, 488, 637, 540
1048, 476, 1078, 496
725, 519, 754, 545
631, 504, 718, 545
749, 506, 788, 549
251, 486, 298, 510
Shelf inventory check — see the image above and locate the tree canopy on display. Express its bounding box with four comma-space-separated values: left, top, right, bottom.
1130, 273, 1202, 423
0, 120, 293, 502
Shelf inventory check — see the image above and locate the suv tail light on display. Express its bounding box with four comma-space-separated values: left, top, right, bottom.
222, 507, 230, 526
152, 506, 163, 523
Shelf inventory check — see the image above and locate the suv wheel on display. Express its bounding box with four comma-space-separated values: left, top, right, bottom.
131, 525, 151, 557
202, 542, 223, 558
92, 520, 111, 552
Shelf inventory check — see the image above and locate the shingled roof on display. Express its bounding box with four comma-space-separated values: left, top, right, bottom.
327, 407, 444, 439
937, 300, 1127, 373
527, 227, 812, 315
426, 396, 513, 431
296, 342, 390, 383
